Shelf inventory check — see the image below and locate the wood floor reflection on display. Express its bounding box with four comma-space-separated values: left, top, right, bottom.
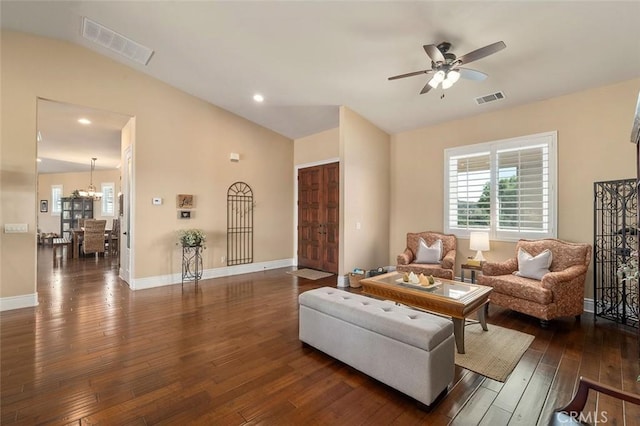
1, 245, 639, 425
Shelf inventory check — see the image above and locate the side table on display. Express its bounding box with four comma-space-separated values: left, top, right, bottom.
461, 263, 483, 284
182, 245, 203, 289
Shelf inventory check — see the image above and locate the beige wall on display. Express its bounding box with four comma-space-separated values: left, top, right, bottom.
293, 127, 339, 165
1, 31, 293, 301
3, 30, 637, 306
390, 77, 640, 298
37, 170, 121, 234
340, 107, 391, 276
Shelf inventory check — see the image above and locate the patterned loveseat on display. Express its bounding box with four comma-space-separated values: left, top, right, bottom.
478, 238, 592, 327
396, 231, 457, 280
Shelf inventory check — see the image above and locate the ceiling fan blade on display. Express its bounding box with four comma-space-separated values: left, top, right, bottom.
458, 68, 488, 81
457, 41, 506, 65
388, 69, 432, 80
423, 44, 445, 63
419, 81, 433, 95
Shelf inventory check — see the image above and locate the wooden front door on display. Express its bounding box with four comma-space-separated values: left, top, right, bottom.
297, 162, 339, 274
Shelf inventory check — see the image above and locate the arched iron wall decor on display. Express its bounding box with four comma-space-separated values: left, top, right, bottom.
227, 182, 254, 266
594, 178, 638, 327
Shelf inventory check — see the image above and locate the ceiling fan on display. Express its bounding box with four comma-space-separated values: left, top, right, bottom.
388, 41, 506, 95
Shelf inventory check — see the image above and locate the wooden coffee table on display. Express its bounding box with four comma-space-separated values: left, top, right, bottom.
360, 272, 492, 354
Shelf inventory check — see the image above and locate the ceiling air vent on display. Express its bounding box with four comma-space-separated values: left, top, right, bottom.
82, 17, 154, 66
475, 91, 505, 105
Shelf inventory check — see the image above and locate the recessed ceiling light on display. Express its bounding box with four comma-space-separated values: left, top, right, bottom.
78, 118, 91, 125
253, 94, 264, 103
37, 158, 42, 162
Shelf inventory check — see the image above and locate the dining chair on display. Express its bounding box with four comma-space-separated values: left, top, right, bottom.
82, 219, 107, 257
106, 218, 120, 257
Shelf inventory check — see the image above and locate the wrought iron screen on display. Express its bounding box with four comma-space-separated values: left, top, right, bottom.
227, 182, 254, 266
593, 178, 638, 327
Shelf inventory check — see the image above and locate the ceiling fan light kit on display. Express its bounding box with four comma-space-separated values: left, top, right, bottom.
428, 70, 445, 88
389, 40, 506, 95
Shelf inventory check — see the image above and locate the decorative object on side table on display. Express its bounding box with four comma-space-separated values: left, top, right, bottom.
178, 229, 206, 289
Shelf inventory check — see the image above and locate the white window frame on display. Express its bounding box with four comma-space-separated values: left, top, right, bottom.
101, 182, 115, 217
444, 131, 557, 242
51, 185, 63, 216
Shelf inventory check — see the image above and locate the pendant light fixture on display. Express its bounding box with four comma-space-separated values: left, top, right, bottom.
79, 157, 102, 200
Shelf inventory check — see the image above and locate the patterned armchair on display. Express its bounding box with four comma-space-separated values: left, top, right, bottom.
478, 238, 592, 327
396, 231, 457, 280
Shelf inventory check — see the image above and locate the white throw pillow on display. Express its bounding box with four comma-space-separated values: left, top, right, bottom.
514, 248, 552, 280
415, 238, 442, 264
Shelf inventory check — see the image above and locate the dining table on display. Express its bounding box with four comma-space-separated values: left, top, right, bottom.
71, 227, 113, 258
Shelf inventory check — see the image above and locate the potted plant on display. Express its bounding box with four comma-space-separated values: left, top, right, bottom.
178, 228, 206, 248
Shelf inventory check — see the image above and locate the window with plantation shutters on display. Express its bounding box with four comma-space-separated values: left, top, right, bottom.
101, 183, 115, 216
51, 185, 63, 216
444, 131, 557, 241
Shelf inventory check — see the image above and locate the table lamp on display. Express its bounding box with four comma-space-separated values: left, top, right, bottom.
469, 231, 490, 262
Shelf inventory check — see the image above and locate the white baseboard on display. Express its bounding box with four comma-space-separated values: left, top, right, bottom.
0, 293, 38, 311
130, 258, 296, 290
583, 298, 594, 313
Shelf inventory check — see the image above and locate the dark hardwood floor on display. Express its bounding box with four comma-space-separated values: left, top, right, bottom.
1, 246, 639, 425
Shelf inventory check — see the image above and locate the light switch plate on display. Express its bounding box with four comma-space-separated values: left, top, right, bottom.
152, 197, 162, 205
5, 223, 28, 233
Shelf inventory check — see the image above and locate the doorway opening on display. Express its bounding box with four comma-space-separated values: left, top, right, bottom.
36, 99, 133, 284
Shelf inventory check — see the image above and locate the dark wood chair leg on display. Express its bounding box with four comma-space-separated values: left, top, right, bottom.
575, 314, 581, 322
550, 376, 640, 425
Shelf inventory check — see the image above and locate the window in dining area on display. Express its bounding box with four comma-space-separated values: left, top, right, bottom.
51, 184, 63, 215
101, 182, 115, 216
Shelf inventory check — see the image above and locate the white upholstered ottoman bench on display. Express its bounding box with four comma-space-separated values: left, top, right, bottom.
298, 287, 454, 406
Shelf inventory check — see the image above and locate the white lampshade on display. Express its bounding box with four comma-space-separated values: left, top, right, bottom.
469, 231, 490, 261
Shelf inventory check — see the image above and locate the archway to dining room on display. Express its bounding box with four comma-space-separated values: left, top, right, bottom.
36, 98, 133, 294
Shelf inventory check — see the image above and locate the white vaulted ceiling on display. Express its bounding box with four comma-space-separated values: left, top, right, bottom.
3, 1, 640, 173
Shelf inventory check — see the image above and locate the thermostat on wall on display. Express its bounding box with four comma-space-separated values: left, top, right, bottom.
152, 197, 162, 205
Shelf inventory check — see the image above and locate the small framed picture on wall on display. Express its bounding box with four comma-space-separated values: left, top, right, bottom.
40, 200, 48, 213
179, 210, 192, 219
177, 194, 193, 209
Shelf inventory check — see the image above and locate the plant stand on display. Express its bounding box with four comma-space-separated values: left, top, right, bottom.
182, 245, 203, 289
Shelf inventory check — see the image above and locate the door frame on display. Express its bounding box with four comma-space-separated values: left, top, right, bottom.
120, 144, 134, 285
293, 158, 340, 268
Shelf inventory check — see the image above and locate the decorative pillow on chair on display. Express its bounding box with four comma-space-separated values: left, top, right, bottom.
415, 238, 442, 264
514, 248, 552, 280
